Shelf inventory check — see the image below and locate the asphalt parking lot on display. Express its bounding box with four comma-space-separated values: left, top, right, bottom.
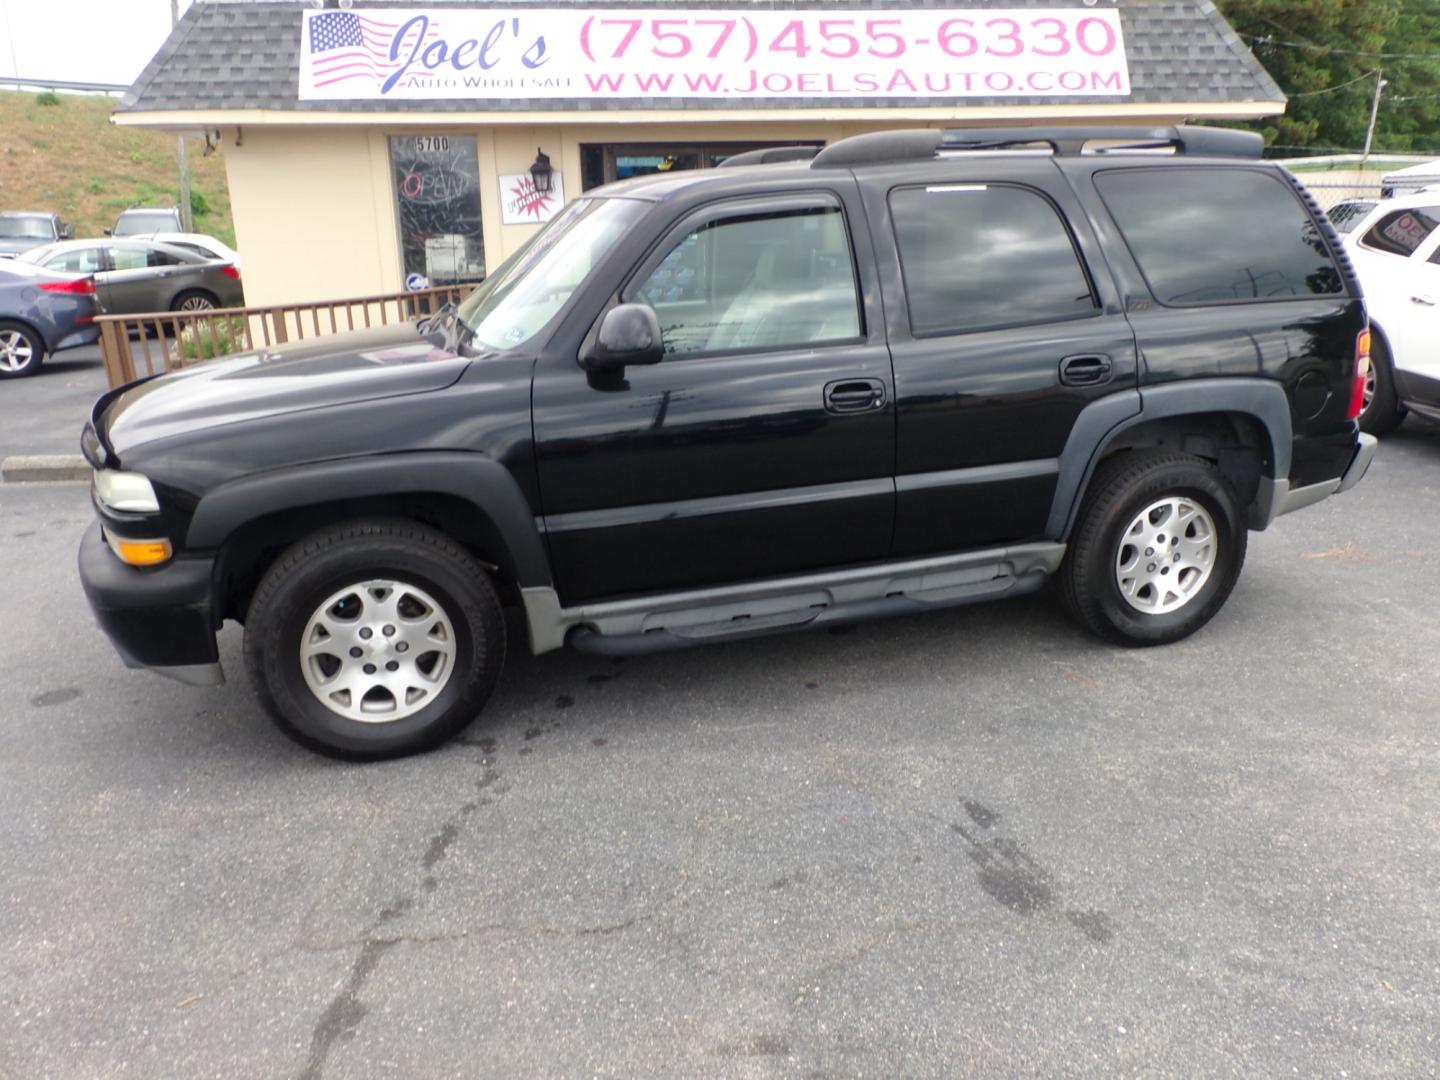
2, 419, 1438, 1079
0, 343, 110, 460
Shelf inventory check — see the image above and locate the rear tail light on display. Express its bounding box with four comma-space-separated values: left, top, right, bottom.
219, 264, 241, 280
1347, 328, 1371, 421
39, 277, 96, 296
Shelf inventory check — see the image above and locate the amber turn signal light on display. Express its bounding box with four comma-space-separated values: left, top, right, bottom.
110, 538, 174, 567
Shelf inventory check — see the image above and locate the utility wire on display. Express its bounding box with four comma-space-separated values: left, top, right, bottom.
1241, 33, 1440, 62
1287, 69, 1383, 96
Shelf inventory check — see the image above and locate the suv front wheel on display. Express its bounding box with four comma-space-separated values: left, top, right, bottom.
1060, 451, 1247, 646
244, 521, 506, 759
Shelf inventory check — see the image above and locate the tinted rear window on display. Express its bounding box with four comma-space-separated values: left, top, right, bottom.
1096, 168, 1344, 305
889, 184, 1096, 337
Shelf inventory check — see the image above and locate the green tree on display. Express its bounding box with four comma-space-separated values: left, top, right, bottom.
1216, 0, 1440, 153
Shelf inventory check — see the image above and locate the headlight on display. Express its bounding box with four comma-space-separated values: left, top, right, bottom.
93, 469, 160, 514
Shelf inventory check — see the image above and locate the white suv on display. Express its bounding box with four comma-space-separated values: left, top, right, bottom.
1341, 191, 1440, 434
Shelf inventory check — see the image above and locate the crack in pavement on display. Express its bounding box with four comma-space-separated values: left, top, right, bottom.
293, 759, 504, 1080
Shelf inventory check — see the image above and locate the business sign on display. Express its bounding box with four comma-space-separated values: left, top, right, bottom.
499, 173, 566, 225
299, 8, 1130, 101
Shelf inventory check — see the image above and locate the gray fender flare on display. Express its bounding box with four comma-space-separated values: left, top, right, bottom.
1046, 378, 1294, 539
185, 452, 552, 588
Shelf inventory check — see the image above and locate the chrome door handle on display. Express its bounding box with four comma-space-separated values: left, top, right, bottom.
1411, 294, 1436, 306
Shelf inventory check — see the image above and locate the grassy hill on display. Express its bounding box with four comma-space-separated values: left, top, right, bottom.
0, 89, 233, 246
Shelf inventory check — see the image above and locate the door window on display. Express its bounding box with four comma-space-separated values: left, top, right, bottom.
146, 249, 186, 267
107, 246, 149, 271
1359, 206, 1440, 258
1096, 168, 1345, 305
889, 184, 1096, 337
45, 247, 103, 273
631, 203, 861, 356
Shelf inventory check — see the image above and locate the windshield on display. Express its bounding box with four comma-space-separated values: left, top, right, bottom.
458, 198, 646, 351
0, 217, 52, 240
113, 211, 178, 236
1327, 200, 1377, 235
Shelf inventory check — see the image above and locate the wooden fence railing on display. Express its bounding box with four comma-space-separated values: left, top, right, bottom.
95, 283, 475, 389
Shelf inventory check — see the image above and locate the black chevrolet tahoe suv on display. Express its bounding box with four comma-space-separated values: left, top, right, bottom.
79, 125, 1377, 759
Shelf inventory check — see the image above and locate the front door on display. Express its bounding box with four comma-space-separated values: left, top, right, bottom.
533, 189, 895, 604
1399, 230, 1440, 392
859, 159, 1138, 556
1363, 208, 1440, 391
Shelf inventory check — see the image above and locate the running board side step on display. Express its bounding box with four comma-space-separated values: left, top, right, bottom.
520, 543, 1066, 656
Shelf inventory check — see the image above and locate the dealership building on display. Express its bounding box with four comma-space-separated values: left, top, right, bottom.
115, 0, 1285, 307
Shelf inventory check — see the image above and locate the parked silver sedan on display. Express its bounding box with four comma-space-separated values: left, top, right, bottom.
16, 239, 244, 314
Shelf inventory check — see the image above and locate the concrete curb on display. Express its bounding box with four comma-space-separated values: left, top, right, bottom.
1, 455, 91, 484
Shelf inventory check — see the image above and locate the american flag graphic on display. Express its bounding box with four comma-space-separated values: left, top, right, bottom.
307, 11, 440, 90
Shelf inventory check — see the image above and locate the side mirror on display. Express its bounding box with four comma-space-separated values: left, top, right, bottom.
60, 224, 74, 239
583, 303, 664, 372
103, 227, 113, 236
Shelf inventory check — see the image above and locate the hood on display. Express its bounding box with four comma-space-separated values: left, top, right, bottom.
96, 321, 471, 462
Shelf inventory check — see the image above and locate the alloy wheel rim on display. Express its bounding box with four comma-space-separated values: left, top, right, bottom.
0, 329, 34, 372
299, 579, 457, 723
1114, 496, 1218, 615
179, 295, 215, 311
1362, 364, 1377, 413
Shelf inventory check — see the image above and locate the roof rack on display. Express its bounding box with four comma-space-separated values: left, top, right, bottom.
717, 146, 822, 168
810, 125, 1264, 169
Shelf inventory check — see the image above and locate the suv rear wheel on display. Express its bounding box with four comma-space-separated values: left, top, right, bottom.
243, 521, 506, 759
1060, 451, 1247, 646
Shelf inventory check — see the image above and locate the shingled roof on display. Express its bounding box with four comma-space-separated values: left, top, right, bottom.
117, 0, 1285, 115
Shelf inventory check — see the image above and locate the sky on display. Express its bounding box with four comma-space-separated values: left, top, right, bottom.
0, 0, 195, 88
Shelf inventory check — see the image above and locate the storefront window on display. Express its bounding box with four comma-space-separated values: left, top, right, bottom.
579, 142, 821, 191
389, 135, 485, 287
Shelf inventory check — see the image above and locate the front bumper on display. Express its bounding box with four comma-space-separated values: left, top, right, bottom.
77, 521, 224, 685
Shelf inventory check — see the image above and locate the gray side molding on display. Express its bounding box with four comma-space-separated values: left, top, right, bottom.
521, 542, 1065, 655
1046, 378, 1294, 539
186, 452, 552, 588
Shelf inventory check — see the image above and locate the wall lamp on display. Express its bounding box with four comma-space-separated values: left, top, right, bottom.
529, 147, 554, 195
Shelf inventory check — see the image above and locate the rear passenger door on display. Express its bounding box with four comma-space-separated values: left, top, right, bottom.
532, 188, 895, 604
860, 159, 1137, 557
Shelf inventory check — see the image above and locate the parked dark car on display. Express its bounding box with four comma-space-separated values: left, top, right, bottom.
19, 239, 243, 313
0, 211, 73, 258
109, 207, 184, 238
78, 125, 1375, 759
0, 259, 100, 378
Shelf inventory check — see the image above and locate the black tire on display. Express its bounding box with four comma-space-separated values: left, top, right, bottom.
1359, 333, 1406, 437
170, 289, 219, 312
243, 520, 506, 760
0, 320, 45, 378
1059, 451, 1247, 647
